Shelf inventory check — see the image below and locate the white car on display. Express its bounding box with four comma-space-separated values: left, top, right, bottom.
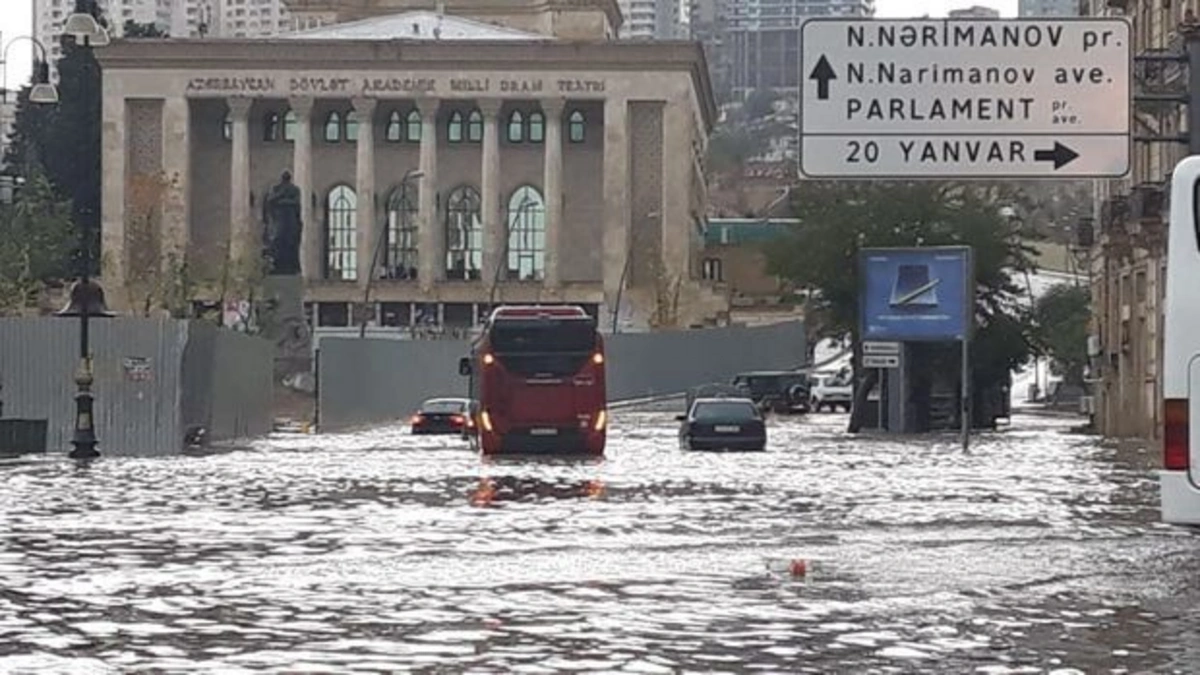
809, 373, 853, 413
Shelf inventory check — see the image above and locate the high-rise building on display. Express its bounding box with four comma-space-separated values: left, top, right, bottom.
617, 0, 681, 39
947, 5, 1001, 18
697, 0, 874, 100
35, 0, 297, 81
1018, 0, 1080, 16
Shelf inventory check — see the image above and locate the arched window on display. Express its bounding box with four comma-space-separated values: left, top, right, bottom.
506, 185, 546, 281
324, 111, 342, 142
283, 110, 297, 142
385, 184, 419, 280
325, 185, 357, 281
263, 112, 280, 142
568, 110, 586, 143
222, 112, 232, 141
702, 257, 723, 282
507, 110, 524, 143
528, 111, 545, 143
406, 110, 422, 142
385, 111, 402, 142
444, 185, 482, 280
345, 111, 359, 142
467, 110, 483, 142
447, 111, 464, 143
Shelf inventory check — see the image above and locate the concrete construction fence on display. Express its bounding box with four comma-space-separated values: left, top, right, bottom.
316, 320, 806, 431
0, 317, 274, 455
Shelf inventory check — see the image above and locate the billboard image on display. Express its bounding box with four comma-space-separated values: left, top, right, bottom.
859, 246, 974, 342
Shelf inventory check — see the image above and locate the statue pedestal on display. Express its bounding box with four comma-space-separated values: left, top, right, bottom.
258, 274, 310, 380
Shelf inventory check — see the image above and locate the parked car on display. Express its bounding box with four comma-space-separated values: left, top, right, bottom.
730, 370, 811, 414
410, 397, 475, 435
810, 371, 853, 412
676, 397, 767, 451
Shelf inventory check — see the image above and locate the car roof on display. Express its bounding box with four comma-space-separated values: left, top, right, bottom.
421, 397, 470, 405
692, 397, 757, 405
734, 370, 806, 377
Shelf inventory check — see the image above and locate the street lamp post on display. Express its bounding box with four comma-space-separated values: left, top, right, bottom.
55, 2, 112, 461
359, 169, 422, 338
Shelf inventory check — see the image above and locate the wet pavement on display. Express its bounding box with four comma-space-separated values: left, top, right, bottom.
2, 409, 1199, 673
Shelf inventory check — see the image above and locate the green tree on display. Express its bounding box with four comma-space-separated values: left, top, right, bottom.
2, 85, 58, 176
742, 88, 779, 121
765, 181, 1040, 431
1032, 282, 1090, 389
0, 171, 76, 314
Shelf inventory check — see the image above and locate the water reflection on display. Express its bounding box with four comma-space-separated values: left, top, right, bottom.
0, 411, 1198, 672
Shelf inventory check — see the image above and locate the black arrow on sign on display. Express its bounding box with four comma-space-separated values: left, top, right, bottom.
808, 55, 836, 101
1033, 142, 1079, 170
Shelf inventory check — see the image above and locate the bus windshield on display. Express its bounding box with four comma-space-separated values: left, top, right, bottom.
487, 319, 598, 377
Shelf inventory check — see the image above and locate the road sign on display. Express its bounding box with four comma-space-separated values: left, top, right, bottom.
863, 341, 901, 355
863, 354, 900, 369
800, 18, 1131, 179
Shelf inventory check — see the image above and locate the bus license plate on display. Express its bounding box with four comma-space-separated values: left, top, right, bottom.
530, 428, 559, 436
714, 425, 740, 433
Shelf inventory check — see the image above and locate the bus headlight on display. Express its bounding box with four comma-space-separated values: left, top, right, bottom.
480, 410, 494, 432
593, 410, 607, 431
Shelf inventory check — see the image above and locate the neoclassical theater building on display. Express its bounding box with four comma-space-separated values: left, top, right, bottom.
96, 0, 725, 332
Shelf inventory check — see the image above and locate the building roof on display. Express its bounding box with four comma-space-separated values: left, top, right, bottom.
705, 218, 799, 246
286, 10, 551, 41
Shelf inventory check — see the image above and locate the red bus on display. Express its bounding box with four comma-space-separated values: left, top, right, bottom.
458, 305, 607, 455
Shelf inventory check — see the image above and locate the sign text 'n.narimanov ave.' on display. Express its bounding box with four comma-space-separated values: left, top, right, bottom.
799, 18, 1132, 179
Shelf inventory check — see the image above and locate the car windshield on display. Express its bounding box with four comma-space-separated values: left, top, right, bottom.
693, 401, 759, 420
422, 400, 465, 414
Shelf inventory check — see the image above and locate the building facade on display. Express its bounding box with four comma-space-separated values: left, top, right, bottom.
1018, 0, 1080, 16
95, 5, 725, 334
692, 0, 874, 100
617, 0, 682, 39
1080, 0, 1194, 438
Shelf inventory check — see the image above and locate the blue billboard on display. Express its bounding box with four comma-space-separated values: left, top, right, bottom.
859, 246, 974, 342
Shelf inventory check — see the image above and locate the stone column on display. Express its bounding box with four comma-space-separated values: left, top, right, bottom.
353, 97, 377, 287
479, 99, 503, 285
227, 96, 253, 266
161, 96, 191, 273
416, 97, 440, 291
290, 96, 317, 280
542, 98, 566, 288
101, 93, 127, 295
601, 98, 630, 328
660, 99, 692, 285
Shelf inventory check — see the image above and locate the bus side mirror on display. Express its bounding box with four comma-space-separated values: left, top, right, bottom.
675, 414, 687, 422
458, 357, 472, 377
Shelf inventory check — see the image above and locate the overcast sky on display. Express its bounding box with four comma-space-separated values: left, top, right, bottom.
0, 0, 1014, 96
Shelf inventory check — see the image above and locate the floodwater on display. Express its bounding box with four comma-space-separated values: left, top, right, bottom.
2, 410, 1199, 673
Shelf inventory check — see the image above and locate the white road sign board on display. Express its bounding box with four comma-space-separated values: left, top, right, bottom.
800, 18, 1131, 179
862, 354, 900, 369
863, 341, 901, 355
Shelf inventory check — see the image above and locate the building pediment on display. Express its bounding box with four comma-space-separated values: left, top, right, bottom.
284, 0, 623, 37
286, 10, 551, 40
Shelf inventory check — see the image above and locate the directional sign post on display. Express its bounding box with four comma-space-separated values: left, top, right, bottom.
800, 18, 1131, 179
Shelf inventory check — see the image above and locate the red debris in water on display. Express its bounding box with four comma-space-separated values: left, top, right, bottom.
789, 559, 808, 577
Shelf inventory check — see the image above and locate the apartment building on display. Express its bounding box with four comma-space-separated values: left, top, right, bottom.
617, 0, 681, 39
1019, 0, 1081, 15
1080, 0, 1197, 438
947, 5, 1001, 18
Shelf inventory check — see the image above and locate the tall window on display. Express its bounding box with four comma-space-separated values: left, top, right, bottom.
325, 185, 357, 281
506, 185, 545, 281
406, 110, 422, 142
467, 110, 483, 142
702, 257, 723, 282
324, 111, 342, 142
448, 111, 464, 143
528, 111, 545, 143
507, 110, 524, 143
283, 110, 297, 142
345, 111, 359, 142
568, 110, 586, 143
222, 112, 232, 141
385, 184, 419, 280
445, 185, 482, 280
263, 112, 280, 141
386, 111, 403, 142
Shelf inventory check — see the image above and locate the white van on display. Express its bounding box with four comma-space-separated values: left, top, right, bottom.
1161, 156, 1200, 524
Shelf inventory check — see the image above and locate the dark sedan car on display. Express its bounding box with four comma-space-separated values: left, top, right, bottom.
410, 397, 475, 435
676, 397, 767, 451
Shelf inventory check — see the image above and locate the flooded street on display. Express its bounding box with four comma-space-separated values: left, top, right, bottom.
3, 410, 1200, 673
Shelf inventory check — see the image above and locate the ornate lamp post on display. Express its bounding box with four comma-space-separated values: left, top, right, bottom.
55, 2, 112, 461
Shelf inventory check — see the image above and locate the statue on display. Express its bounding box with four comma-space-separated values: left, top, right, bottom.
262, 170, 303, 276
